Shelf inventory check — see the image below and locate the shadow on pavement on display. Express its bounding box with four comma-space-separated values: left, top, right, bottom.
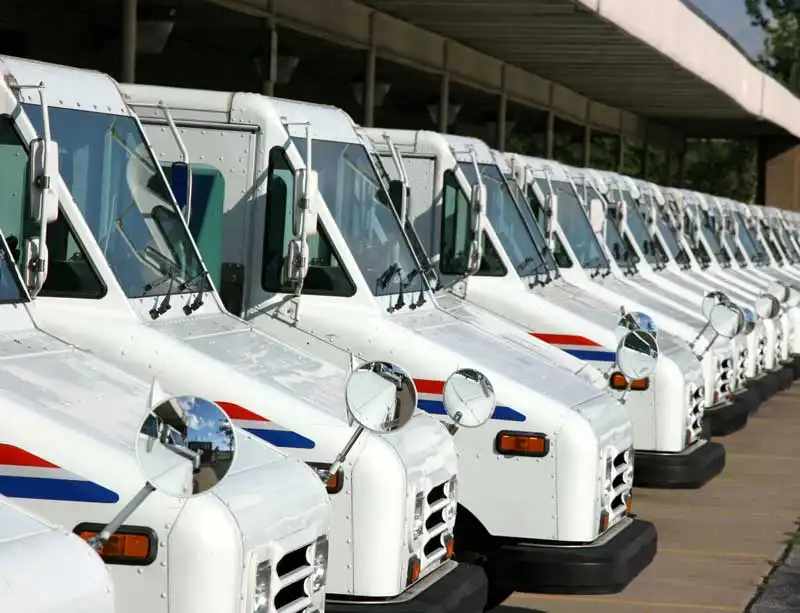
492, 605, 546, 613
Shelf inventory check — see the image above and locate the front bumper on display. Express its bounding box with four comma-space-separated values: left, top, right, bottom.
750, 370, 783, 401
701, 394, 751, 438
326, 561, 488, 613
487, 517, 657, 595
634, 440, 726, 489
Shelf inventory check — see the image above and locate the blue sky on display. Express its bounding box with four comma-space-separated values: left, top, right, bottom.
178, 396, 234, 450
685, 0, 766, 60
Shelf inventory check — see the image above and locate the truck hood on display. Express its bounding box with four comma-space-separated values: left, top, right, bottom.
434, 292, 606, 388
536, 280, 699, 368
391, 305, 630, 440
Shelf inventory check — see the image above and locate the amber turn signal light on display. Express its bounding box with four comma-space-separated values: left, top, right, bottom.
75, 523, 156, 566
495, 431, 549, 457
609, 372, 649, 391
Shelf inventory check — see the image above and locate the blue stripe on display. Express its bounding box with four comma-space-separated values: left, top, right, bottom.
0, 476, 119, 504
564, 349, 617, 362
417, 399, 526, 423
245, 428, 316, 449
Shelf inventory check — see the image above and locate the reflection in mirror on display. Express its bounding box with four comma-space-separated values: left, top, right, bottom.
136, 396, 237, 498
755, 294, 780, 320
768, 281, 789, 303
701, 291, 729, 320
617, 310, 658, 341
443, 369, 495, 429
345, 361, 416, 434
617, 330, 659, 381
709, 302, 744, 338
741, 307, 757, 335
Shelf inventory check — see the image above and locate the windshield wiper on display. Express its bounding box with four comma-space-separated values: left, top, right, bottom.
179, 270, 211, 314
149, 272, 175, 320
400, 265, 430, 309
583, 257, 607, 279
376, 262, 406, 313
515, 257, 538, 276
526, 261, 554, 288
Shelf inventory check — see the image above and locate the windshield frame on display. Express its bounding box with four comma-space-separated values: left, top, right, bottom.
459, 161, 550, 280
537, 176, 610, 271
291, 136, 430, 298
22, 103, 213, 301
619, 190, 660, 266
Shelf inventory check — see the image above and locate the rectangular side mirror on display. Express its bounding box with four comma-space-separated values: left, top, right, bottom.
169, 161, 191, 210
29, 138, 59, 224
294, 168, 319, 238
470, 183, 486, 215
589, 198, 605, 233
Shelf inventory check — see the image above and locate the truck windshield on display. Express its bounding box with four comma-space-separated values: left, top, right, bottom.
621, 191, 659, 265
505, 177, 558, 272
459, 162, 546, 277
736, 214, 770, 263
536, 179, 608, 270
656, 217, 681, 259
291, 138, 424, 297
697, 208, 727, 262
23, 105, 209, 299
777, 226, 799, 261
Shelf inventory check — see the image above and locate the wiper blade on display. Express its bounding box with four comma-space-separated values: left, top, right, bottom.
376, 262, 406, 313
515, 256, 538, 276
526, 260, 554, 288
400, 265, 430, 309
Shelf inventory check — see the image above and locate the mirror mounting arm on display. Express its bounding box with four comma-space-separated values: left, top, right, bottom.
88, 482, 156, 551
327, 425, 365, 479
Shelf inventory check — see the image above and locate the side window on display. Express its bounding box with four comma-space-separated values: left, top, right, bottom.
440, 170, 473, 275
552, 235, 572, 268
477, 233, 507, 276
0, 116, 105, 299
40, 210, 107, 299
261, 147, 355, 297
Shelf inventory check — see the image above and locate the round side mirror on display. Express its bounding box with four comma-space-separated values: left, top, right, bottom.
443, 369, 495, 428
617, 330, 659, 381
701, 291, 729, 320
345, 361, 416, 433
617, 310, 658, 341
768, 281, 789, 303
709, 302, 744, 338
136, 395, 237, 498
754, 294, 780, 320
741, 307, 756, 335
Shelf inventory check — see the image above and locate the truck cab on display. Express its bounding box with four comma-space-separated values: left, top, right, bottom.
3, 55, 479, 612
573, 168, 761, 425
0, 495, 116, 613
120, 84, 656, 606
665, 188, 793, 393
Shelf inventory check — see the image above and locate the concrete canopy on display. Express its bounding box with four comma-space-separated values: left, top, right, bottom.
357, 0, 800, 140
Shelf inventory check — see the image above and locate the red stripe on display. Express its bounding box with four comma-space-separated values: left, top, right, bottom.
529, 333, 602, 347
0, 444, 59, 468
215, 401, 269, 423
414, 379, 444, 395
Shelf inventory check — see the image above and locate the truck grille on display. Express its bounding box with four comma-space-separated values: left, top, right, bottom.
717, 356, 733, 398
757, 335, 767, 372
737, 347, 747, 386
687, 383, 704, 444
421, 479, 455, 569
273, 542, 315, 613
603, 447, 633, 527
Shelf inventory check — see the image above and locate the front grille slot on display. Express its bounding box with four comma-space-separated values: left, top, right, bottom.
273, 543, 314, 613
419, 479, 453, 572
687, 385, 703, 442
604, 448, 633, 527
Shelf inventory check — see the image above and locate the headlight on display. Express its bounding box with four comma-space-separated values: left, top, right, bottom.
253, 560, 272, 613
309, 536, 328, 593
412, 491, 425, 542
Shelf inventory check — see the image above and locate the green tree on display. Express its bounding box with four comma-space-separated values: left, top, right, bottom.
745, 0, 800, 91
